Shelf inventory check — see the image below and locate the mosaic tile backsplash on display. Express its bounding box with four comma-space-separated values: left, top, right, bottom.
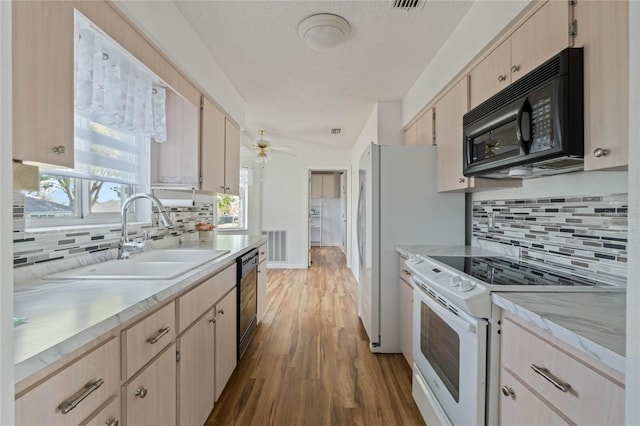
13, 192, 213, 270
472, 193, 627, 279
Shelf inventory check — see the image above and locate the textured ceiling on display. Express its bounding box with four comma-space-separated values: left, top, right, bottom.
174, 0, 473, 150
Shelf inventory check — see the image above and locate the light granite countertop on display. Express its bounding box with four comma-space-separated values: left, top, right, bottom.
396, 243, 517, 259
493, 292, 626, 374
14, 234, 266, 386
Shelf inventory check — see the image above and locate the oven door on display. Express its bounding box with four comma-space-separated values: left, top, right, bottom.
412, 277, 488, 426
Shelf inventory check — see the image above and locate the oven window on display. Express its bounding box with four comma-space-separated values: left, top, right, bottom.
420, 301, 460, 402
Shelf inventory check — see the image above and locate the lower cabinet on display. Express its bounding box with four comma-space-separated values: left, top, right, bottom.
499, 312, 624, 425
82, 395, 120, 426
177, 308, 216, 426
123, 343, 177, 426
257, 257, 267, 323
215, 288, 238, 400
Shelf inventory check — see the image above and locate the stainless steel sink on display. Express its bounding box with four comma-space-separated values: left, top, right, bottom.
44, 249, 229, 280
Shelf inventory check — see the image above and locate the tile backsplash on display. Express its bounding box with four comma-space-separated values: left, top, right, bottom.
472, 193, 627, 279
13, 192, 213, 271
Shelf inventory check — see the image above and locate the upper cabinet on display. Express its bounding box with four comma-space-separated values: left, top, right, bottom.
469, 0, 571, 109
574, 0, 629, 171
13, 1, 75, 168
200, 98, 240, 196
311, 174, 338, 199
403, 108, 434, 146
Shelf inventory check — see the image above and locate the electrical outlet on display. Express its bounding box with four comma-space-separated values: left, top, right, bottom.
488, 213, 495, 230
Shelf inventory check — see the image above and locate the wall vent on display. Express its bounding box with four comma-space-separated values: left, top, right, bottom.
330, 128, 342, 135
262, 230, 288, 262
391, 0, 424, 11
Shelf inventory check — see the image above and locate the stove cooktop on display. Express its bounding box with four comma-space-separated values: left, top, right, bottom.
429, 256, 614, 288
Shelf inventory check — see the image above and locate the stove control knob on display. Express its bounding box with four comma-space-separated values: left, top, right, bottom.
449, 276, 462, 287
459, 279, 475, 292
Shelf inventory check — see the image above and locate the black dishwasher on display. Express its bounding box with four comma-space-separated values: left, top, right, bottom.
237, 248, 258, 360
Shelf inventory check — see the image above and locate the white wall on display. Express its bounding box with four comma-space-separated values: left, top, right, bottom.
262, 149, 351, 268
112, 1, 246, 127
403, 0, 531, 126
0, 1, 14, 423
626, 2, 640, 423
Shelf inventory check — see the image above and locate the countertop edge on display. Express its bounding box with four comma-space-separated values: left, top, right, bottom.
14, 235, 266, 389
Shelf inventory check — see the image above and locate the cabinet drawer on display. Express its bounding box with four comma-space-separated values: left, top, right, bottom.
177, 263, 236, 332
399, 257, 413, 285
499, 368, 570, 425
81, 395, 120, 426
122, 302, 175, 379
501, 314, 624, 425
15, 337, 119, 426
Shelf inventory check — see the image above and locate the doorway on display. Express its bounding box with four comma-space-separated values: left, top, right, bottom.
308, 168, 349, 267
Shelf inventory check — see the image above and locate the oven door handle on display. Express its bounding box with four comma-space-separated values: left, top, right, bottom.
413, 278, 482, 334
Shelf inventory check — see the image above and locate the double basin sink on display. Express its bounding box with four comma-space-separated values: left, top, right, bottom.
45, 249, 230, 280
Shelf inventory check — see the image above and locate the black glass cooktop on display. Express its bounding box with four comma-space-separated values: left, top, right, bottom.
429, 256, 612, 287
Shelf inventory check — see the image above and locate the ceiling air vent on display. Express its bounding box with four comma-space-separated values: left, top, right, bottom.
391, 0, 424, 11
331, 128, 342, 135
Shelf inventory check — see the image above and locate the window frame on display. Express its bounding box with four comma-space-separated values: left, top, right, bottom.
216, 167, 249, 232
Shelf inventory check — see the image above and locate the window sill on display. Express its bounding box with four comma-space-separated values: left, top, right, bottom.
24, 221, 150, 235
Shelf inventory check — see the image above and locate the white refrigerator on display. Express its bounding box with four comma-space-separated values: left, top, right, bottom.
357, 143, 465, 353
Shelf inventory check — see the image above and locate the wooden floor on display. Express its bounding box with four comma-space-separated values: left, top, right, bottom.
206, 246, 424, 426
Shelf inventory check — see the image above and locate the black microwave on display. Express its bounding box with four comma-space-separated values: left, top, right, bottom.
463, 48, 584, 179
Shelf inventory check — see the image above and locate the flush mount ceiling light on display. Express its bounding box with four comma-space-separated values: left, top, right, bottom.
298, 13, 351, 51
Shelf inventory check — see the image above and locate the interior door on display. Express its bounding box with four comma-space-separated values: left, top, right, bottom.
308, 170, 312, 267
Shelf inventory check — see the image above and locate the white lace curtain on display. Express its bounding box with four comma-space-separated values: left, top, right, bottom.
74, 27, 167, 143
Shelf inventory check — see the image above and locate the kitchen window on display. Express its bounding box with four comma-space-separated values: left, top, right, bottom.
216, 168, 249, 231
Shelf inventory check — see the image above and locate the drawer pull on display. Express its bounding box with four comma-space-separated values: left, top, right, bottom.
402, 270, 411, 276
105, 418, 119, 426
147, 326, 171, 344
501, 386, 515, 397
58, 378, 104, 414
531, 364, 571, 392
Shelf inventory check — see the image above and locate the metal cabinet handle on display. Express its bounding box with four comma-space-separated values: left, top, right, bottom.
209, 317, 216, 323
497, 74, 507, 82
593, 147, 609, 158
147, 326, 171, 344
52, 145, 66, 155
135, 387, 148, 398
501, 386, 515, 397
531, 364, 571, 392
458, 177, 465, 183
260, 251, 266, 255
511, 64, 521, 73
218, 309, 225, 315
105, 418, 119, 426
402, 270, 411, 276
58, 378, 104, 414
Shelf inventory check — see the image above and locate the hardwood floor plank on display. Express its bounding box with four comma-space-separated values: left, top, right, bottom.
206, 247, 425, 426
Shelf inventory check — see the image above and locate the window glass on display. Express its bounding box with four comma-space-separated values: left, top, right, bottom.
216, 168, 249, 230
26, 175, 78, 219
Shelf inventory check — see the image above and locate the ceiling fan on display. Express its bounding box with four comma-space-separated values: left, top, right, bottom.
248, 130, 297, 164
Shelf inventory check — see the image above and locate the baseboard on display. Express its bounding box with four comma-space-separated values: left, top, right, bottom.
266, 263, 308, 269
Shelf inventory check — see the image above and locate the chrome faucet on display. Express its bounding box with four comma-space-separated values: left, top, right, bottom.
118, 193, 174, 259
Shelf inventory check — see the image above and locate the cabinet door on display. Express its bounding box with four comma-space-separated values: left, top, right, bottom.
510, 0, 571, 83
215, 288, 238, 400
436, 79, 470, 192
124, 343, 176, 426
322, 174, 337, 198
257, 260, 267, 323
82, 395, 120, 426
574, 0, 629, 170
12, 0, 74, 168
201, 97, 226, 193
310, 174, 323, 198
398, 279, 413, 366
177, 309, 215, 426
152, 91, 200, 187
224, 118, 241, 195
416, 108, 435, 146
404, 123, 417, 145
499, 368, 570, 425
469, 40, 511, 109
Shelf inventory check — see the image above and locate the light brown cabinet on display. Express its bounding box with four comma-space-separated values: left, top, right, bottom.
469, 0, 571, 109
574, 0, 629, 171
123, 343, 177, 426
15, 337, 120, 426
398, 257, 413, 366
404, 109, 434, 146
200, 98, 240, 195
82, 395, 120, 426
499, 312, 624, 425
215, 288, 238, 400
436, 79, 470, 192
311, 174, 338, 198
12, 0, 75, 168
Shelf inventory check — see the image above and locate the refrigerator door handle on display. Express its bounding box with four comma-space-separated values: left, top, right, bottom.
356, 177, 365, 268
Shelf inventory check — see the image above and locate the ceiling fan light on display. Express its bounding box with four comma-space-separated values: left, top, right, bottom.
298, 13, 351, 51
